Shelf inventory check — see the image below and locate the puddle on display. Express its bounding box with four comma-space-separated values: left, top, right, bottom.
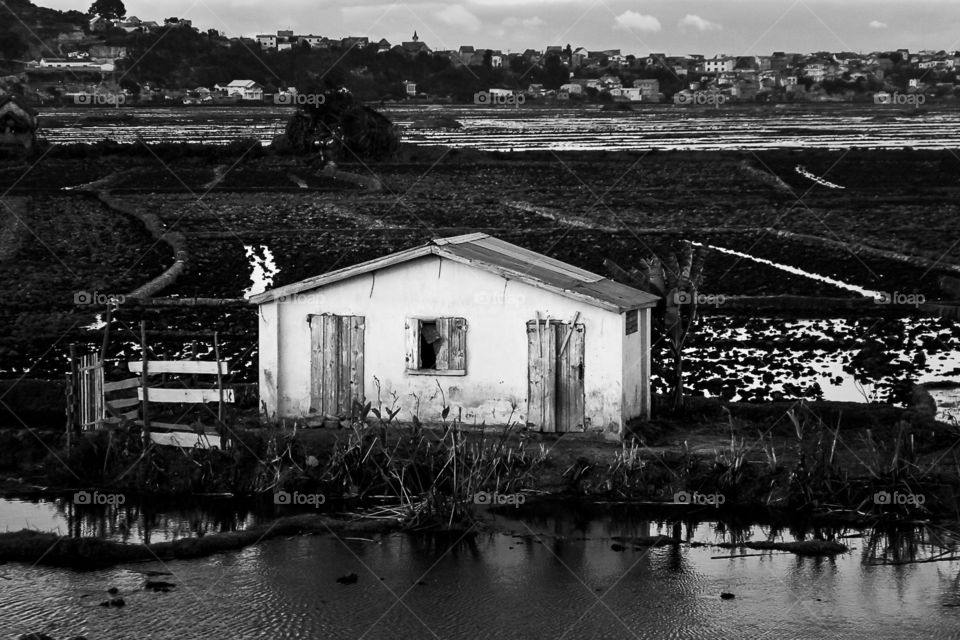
242, 244, 278, 298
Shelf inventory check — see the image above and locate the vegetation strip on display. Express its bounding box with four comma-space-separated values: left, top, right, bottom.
95, 190, 189, 298
713, 540, 848, 556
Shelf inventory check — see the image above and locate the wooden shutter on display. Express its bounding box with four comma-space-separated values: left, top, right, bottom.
526, 320, 557, 431
311, 314, 365, 417
557, 323, 585, 431
436, 317, 467, 373
448, 318, 466, 372
404, 318, 420, 371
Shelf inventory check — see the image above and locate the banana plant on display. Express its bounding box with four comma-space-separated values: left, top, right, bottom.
605, 241, 706, 411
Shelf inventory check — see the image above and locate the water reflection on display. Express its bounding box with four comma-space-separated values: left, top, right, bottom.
2, 499, 960, 639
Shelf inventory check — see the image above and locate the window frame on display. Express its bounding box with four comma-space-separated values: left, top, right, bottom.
405, 316, 467, 376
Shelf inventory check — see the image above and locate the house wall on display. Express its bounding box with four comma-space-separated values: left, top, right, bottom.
621, 307, 651, 422
259, 255, 645, 436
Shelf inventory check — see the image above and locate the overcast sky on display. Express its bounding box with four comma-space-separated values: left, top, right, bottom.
42, 0, 960, 56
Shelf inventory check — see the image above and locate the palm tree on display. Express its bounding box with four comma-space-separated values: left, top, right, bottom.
605, 241, 706, 411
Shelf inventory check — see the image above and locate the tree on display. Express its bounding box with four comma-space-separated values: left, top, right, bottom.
284, 87, 400, 161
89, 0, 125, 19
0, 29, 27, 61
605, 242, 706, 412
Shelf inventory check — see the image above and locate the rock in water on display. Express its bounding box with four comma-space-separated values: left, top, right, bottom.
720, 592, 736, 600
336, 572, 359, 584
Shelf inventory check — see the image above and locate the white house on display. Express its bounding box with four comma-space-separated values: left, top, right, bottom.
222, 80, 263, 100
251, 234, 657, 439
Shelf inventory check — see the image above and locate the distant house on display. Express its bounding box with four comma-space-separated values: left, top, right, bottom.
397, 31, 430, 57
559, 83, 584, 96
402, 80, 417, 96
256, 34, 278, 49
458, 45, 475, 64
87, 44, 127, 60
88, 15, 110, 31
571, 47, 590, 67
377, 38, 392, 54
341, 36, 370, 50
251, 233, 657, 439
633, 78, 661, 100
164, 17, 192, 28
701, 56, 736, 73
222, 80, 264, 101
38, 57, 93, 69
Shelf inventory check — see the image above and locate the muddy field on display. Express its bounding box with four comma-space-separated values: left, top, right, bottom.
0, 148, 957, 404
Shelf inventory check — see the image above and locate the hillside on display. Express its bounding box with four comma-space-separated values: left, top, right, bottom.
0, 0, 89, 68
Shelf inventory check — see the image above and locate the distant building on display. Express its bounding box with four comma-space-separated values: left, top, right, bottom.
256, 34, 278, 49
632, 78, 660, 99
164, 17, 192, 28
402, 80, 417, 96
398, 31, 430, 56
221, 79, 264, 101
701, 56, 736, 73
341, 36, 370, 50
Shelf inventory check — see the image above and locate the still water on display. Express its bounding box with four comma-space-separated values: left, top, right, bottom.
1, 498, 959, 639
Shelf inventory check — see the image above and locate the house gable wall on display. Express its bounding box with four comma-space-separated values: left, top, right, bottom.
260, 255, 639, 435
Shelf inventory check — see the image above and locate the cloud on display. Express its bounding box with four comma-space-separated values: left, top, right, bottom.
868, 20, 888, 28
678, 14, 721, 32
501, 16, 545, 28
436, 5, 482, 32
613, 10, 661, 33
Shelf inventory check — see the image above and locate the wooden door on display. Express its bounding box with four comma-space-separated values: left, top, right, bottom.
527, 320, 585, 432
310, 314, 365, 418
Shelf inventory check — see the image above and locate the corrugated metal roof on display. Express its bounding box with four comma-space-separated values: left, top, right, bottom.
250, 233, 659, 311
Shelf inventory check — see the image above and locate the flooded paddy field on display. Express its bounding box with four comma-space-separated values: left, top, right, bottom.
0, 148, 957, 415
35, 103, 960, 151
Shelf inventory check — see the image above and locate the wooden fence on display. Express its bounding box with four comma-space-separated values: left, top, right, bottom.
130, 357, 233, 449
72, 326, 233, 450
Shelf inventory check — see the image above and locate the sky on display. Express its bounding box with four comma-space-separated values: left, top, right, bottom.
40, 0, 960, 56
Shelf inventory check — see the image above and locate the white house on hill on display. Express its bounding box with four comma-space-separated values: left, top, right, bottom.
251, 234, 658, 440
221, 80, 263, 100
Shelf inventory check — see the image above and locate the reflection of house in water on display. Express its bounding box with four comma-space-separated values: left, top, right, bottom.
0, 95, 38, 152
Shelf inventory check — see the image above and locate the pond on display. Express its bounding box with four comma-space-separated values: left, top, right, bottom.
2, 498, 959, 639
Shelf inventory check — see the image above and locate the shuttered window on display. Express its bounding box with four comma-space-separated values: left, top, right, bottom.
405, 317, 467, 375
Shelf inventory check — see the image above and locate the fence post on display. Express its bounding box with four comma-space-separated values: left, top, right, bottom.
214, 331, 224, 448
65, 344, 77, 448
140, 320, 150, 448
